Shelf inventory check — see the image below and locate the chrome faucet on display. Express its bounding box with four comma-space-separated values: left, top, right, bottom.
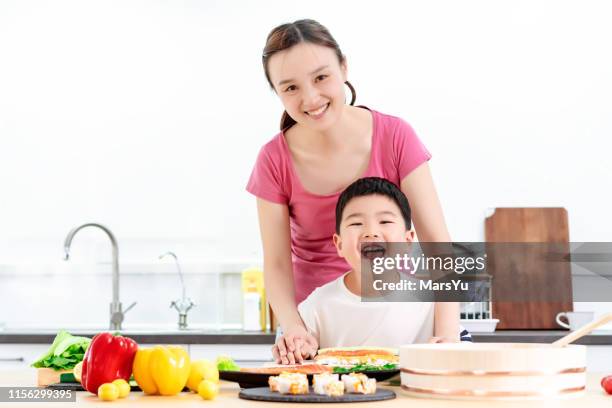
64, 223, 136, 330
159, 251, 195, 329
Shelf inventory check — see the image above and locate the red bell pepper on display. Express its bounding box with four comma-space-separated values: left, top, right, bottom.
81, 332, 138, 395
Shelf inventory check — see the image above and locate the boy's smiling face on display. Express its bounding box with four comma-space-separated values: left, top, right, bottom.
333, 194, 415, 272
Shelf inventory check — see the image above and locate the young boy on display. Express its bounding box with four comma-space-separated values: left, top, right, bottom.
273, 177, 471, 362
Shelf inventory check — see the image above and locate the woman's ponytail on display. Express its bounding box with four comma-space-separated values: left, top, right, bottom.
280, 111, 296, 131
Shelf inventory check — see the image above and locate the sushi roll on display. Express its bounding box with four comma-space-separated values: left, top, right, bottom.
274, 372, 308, 395
313, 373, 338, 390
323, 380, 344, 397
268, 375, 280, 392
341, 373, 376, 394
313, 373, 344, 396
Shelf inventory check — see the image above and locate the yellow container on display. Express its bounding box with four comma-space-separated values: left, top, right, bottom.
241, 267, 266, 331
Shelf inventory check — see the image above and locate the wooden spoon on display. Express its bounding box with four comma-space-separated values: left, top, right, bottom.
552, 312, 612, 347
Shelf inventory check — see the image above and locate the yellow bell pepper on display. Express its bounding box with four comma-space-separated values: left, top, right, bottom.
132, 345, 191, 396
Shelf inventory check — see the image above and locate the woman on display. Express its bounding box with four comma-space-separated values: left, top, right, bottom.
247, 19, 459, 364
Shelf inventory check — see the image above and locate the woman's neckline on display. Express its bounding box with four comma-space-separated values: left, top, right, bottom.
279, 106, 378, 198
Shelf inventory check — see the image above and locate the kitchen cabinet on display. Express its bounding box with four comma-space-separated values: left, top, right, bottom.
0, 344, 270, 369
0, 345, 48, 368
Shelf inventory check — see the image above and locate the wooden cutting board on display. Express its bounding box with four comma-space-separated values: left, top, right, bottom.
485, 208, 573, 329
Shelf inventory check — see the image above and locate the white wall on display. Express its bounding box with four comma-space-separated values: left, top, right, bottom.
1, 1, 611, 325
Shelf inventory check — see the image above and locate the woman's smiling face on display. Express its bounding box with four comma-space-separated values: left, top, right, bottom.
267, 42, 348, 131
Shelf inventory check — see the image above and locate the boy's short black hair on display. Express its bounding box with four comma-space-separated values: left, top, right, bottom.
335, 177, 412, 233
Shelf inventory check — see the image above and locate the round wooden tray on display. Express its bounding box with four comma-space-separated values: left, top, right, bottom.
400, 343, 587, 401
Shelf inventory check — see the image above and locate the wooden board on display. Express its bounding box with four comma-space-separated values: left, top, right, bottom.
239, 387, 396, 403
485, 208, 573, 329
37, 368, 72, 386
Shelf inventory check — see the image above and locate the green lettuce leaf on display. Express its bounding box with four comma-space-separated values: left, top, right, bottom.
332, 363, 398, 373
31, 331, 91, 371
216, 355, 240, 371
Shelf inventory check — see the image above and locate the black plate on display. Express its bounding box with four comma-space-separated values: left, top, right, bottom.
219, 369, 399, 389
47, 383, 141, 392
239, 386, 396, 403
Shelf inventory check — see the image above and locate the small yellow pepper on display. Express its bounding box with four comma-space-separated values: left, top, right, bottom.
132, 345, 191, 396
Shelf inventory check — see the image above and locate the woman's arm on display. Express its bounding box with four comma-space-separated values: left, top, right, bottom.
401, 162, 460, 342
256, 198, 319, 361
256, 198, 301, 331
400, 162, 451, 242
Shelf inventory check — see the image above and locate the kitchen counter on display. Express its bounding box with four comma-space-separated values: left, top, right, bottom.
2, 329, 612, 345
0, 368, 610, 407
0, 330, 276, 345
473, 330, 612, 345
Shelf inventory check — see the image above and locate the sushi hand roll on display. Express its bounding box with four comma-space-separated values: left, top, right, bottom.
341, 373, 377, 394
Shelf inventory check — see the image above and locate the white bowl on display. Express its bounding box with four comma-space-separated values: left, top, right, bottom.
460, 318, 499, 333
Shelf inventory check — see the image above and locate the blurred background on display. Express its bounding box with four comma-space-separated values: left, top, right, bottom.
0, 0, 610, 330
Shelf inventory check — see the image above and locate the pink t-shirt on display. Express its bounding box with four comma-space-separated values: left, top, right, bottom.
246, 108, 431, 304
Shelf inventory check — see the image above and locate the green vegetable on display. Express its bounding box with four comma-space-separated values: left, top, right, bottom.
216, 355, 240, 371
333, 363, 398, 374
31, 330, 91, 371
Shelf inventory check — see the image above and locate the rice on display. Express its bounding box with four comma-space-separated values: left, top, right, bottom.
313, 373, 344, 396
341, 373, 376, 394
269, 372, 308, 395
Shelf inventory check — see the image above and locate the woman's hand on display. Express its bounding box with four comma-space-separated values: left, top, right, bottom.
272, 325, 319, 364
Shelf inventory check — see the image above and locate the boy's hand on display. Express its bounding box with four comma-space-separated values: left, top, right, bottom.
272, 325, 318, 364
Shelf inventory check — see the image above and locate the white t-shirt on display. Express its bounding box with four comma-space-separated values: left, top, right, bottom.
298, 272, 434, 349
